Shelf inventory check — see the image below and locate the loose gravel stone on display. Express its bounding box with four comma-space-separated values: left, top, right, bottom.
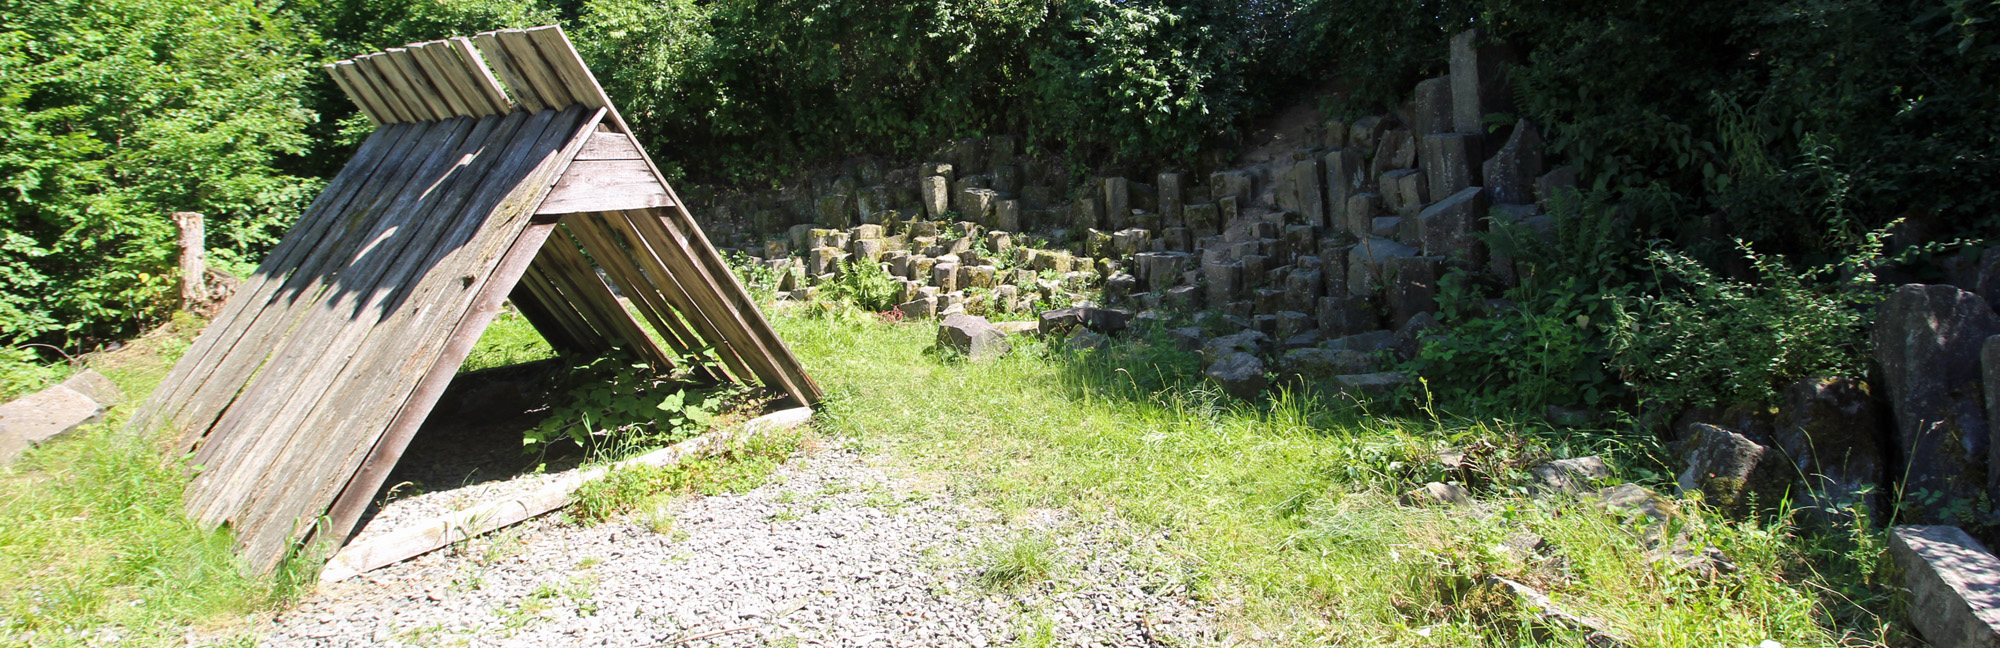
260, 442, 1218, 647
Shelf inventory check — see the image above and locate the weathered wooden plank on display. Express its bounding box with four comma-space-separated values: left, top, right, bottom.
406, 43, 476, 117
596, 210, 758, 385
324, 64, 384, 125
505, 286, 585, 354
450, 37, 515, 115
194, 111, 562, 547
363, 53, 436, 121
573, 131, 644, 161
618, 208, 808, 403
535, 159, 674, 215
493, 29, 575, 108
184, 116, 515, 525
378, 49, 450, 119
526, 27, 608, 109
221, 108, 600, 570
469, 33, 546, 113
320, 218, 560, 541
535, 230, 670, 368
133, 121, 443, 438
518, 262, 608, 352
353, 55, 421, 123
338, 60, 412, 124
560, 217, 714, 378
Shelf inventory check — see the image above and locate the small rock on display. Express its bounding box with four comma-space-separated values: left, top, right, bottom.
936, 314, 1011, 361
1531, 456, 1610, 496
1401, 482, 1473, 507
1204, 352, 1267, 400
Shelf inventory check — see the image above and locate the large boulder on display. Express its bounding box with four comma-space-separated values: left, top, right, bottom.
1205, 352, 1268, 400
936, 313, 1011, 361
1890, 525, 2000, 648
1873, 284, 2000, 517
1774, 377, 1889, 523
0, 376, 111, 464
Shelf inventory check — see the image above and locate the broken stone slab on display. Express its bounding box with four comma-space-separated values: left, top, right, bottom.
1485, 576, 1628, 648
60, 370, 122, 407
1890, 525, 2000, 648
1370, 129, 1418, 181
1873, 284, 2000, 515
0, 380, 107, 464
1349, 116, 1395, 153
1401, 482, 1473, 507
1324, 149, 1368, 228
1531, 456, 1611, 496
1420, 133, 1482, 203
1482, 119, 1544, 205
937, 313, 1011, 361
1202, 330, 1273, 366
1450, 28, 1515, 136
1205, 351, 1268, 400
1344, 193, 1383, 240
1677, 423, 1789, 512
1418, 186, 1489, 270
1318, 296, 1380, 338
1410, 76, 1454, 138
1347, 236, 1419, 298
1383, 255, 1442, 330
1036, 306, 1133, 337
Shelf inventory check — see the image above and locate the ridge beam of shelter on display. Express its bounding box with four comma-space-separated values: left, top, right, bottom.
123, 25, 820, 575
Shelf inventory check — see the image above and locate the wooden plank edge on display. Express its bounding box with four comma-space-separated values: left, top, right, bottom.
316, 405, 813, 584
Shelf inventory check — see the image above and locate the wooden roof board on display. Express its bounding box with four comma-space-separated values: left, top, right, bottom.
130, 26, 820, 574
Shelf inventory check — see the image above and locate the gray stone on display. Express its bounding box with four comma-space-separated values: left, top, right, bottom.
1323, 149, 1368, 230
1344, 193, 1383, 240
1348, 116, 1392, 153
1381, 169, 1427, 214
1037, 306, 1132, 337
1204, 262, 1244, 308
1536, 165, 1579, 208
1275, 310, 1314, 339
1420, 134, 1482, 203
1163, 285, 1203, 312
1482, 120, 1544, 205
1775, 377, 1888, 522
1873, 284, 2000, 515
1209, 171, 1253, 204
1331, 372, 1407, 400
1449, 28, 1513, 135
1318, 296, 1379, 337
1284, 269, 1323, 313
59, 369, 122, 406
1531, 456, 1611, 496
1418, 186, 1489, 270
1279, 348, 1384, 381
937, 313, 1010, 360
895, 296, 938, 320
1401, 482, 1474, 507
960, 189, 999, 226
994, 199, 1021, 232
1157, 172, 1185, 227
0, 383, 106, 464
1890, 525, 2000, 648
1293, 158, 1327, 227
1370, 130, 1417, 181
1411, 76, 1454, 138
1383, 255, 1442, 330
1202, 330, 1272, 365
1347, 237, 1419, 298
1205, 352, 1268, 400
1677, 423, 1787, 512
1103, 177, 1131, 230
920, 176, 951, 219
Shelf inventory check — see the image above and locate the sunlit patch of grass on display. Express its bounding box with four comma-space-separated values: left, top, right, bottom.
772, 308, 1904, 646
460, 306, 557, 373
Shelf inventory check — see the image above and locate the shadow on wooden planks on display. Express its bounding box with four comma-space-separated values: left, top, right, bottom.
123, 25, 822, 574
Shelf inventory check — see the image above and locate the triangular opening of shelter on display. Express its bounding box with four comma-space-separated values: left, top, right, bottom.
125, 25, 820, 574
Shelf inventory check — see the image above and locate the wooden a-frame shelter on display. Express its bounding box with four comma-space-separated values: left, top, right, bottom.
127, 26, 821, 573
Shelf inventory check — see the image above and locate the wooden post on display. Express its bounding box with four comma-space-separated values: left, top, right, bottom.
172, 212, 205, 311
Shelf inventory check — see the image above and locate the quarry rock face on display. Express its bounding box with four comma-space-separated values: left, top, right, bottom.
1873, 284, 2000, 518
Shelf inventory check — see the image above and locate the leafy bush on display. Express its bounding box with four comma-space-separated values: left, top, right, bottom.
0, 0, 319, 345
1607, 240, 1883, 410
523, 353, 745, 454
825, 260, 901, 313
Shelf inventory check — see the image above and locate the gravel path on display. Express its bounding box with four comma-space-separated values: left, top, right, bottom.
261, 441, 1219, 647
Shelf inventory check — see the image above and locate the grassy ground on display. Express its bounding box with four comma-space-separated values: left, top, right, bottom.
0, 314, 310, 648
769, 302, 1907, 646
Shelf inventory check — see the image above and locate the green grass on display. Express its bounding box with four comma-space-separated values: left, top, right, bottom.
459, 307, 558, 373
771, 303, 1906, 646
569, 427, 805, 523
0, 315, 308, 648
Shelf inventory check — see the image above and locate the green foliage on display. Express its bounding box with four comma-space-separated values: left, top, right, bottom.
459, 308, 557, 373
824, 259, 901, 313
569, 430, 801, 522
1412, 274, 1621, 414
1608, 239, 1884, 410
523, 353, 737, 453
0, 0, 319, 344
0, 345, 69, 402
